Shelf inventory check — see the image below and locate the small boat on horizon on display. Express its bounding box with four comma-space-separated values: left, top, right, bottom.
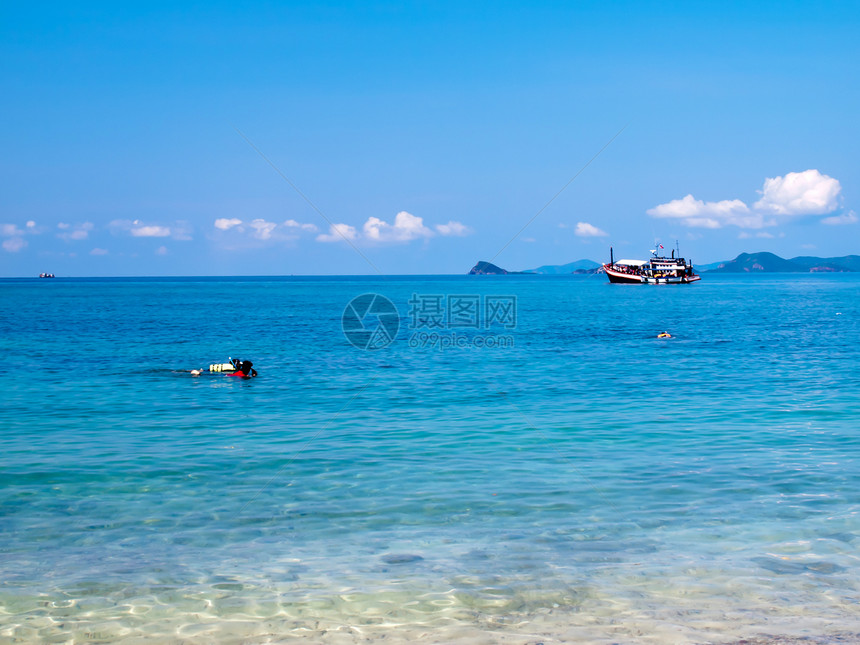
39, 273, 55, 278
603, 245, 701, 284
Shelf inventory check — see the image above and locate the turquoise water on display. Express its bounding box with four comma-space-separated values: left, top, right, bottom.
2, 274, 859, 643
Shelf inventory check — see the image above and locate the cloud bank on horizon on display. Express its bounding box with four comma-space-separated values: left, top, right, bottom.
0, 170, 851, 265
647, 169, 849, 230
0, 209, 472, 257
316, 212, 472, 244
211, 211, 471, 245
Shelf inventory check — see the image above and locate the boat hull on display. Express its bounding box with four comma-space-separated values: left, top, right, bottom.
603, 264, 701, 284
604, 266, 645, 283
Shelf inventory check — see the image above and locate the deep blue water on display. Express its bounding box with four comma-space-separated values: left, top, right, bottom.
1, 274, 859, 643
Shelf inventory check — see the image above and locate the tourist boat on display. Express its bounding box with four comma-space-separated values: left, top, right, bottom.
39, 273, 55, 278
603, 246, 700, 284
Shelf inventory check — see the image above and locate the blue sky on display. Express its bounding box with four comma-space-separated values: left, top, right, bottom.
2, 1, 858, 276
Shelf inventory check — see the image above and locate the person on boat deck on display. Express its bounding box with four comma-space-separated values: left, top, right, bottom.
229, 360, 257, 378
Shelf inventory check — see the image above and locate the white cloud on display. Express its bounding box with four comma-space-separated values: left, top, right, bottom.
574, 222, 608, 237
2, 224, 25, 236
754, 169, 841, 216
58, 221, 94, 241
110, 219, 187, 239
435, 220, 472, 236
2, 237, 26, 252
155, 245, 168, 255
214, 217, 315, 243
249, 219, 277, 240
314, 213, 472, 244
25, 221, 46, 235
284, 219, 319, 233
6, 221, 43, 236
90, 247, 109, 256
822, 210, 857, 226
131, 224, 171, 237
363, 211, 434, 242
647, 169, 845, 230
316, 223, 359, 243
215, 217, 243, 231
646, 194, 762, 228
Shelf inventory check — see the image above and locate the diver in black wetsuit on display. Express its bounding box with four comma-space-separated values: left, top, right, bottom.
228, 358, 257, 378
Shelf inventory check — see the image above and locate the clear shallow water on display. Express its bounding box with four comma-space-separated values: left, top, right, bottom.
1, 274, 859, 644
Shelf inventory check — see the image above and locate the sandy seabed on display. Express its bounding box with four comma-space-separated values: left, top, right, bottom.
3, 590, 860, 645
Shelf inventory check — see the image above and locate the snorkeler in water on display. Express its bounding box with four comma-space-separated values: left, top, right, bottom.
227, 358, 257, 378
188, 358, 257, 377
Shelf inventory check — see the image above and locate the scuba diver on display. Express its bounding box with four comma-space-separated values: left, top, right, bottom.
192, 358, 258, 378
227, 358, 257, 378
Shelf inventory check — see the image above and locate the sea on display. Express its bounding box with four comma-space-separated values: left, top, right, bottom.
1, 273, 859, 644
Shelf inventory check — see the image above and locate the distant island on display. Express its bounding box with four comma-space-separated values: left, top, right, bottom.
468, 252, 860, 275
706, 252, 860, 273
469, 259, 602, 275
524, 259, 601, 274
468, 260, 510, 275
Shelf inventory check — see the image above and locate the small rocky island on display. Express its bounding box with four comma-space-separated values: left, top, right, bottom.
467, 259, 599, 275
469, 260, 509, 275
